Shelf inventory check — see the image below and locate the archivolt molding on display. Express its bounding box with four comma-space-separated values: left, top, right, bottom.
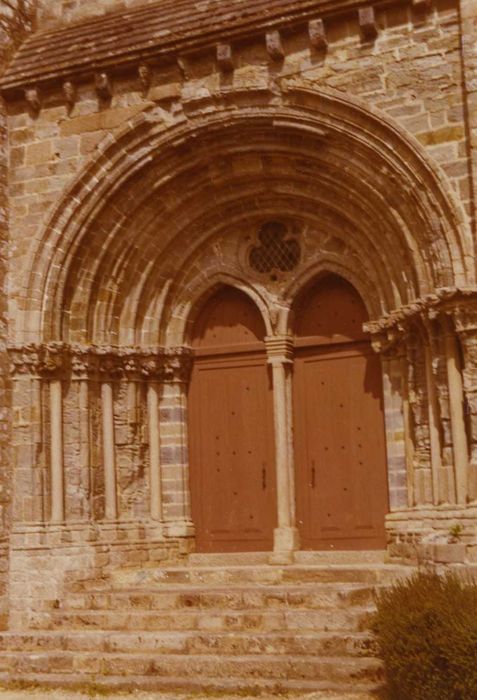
163, 272, 274, 347
16, 84, 472, 347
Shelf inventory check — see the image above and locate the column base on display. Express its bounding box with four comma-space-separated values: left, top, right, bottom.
269, 526, 300, 564
163, 520, 195, 538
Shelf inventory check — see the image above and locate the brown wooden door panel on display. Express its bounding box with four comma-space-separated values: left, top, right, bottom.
189, 355, 276, 551
294, 276, 389, 550
294, 344, 389, 550
189, 287, 276, 553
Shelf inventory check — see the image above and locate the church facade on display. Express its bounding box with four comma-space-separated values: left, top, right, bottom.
0, 0, 477, 635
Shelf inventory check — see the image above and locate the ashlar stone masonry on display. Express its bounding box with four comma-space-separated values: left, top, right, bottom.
0, 0, 476, 692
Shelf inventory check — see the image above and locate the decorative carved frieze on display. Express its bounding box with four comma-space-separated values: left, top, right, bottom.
8, 344, 41, 376
8, 342, 65, 377
7, 343, 193, 382
365, 288, 477, 335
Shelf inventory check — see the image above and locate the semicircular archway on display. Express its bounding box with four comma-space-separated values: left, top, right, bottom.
13, 84, 471, 347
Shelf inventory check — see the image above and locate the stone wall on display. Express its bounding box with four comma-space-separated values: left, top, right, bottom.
1, 0, 477, 623
0, 88, 10, 629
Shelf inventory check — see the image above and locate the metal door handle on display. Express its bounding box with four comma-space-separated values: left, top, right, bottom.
311, 462, 316, 489
262, 466, 267, 490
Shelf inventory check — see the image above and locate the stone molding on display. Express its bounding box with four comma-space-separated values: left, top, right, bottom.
7, 342, 193, 380
365, 287, 477, 335
366, 288, 477, 354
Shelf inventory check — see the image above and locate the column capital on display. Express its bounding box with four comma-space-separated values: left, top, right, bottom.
265, 335, 294, 364
368, 328, 407, 358
7, 342, 68, 378
162, 347, 193, 384
449, 303, 477, 336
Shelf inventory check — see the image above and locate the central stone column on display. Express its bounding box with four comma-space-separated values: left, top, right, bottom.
265, 335, 299, 563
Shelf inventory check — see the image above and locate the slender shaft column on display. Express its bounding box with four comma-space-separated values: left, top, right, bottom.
401, 355, 415, 508
101, 381, 118, 520
444, 318, 469, 505
49, 378, 65, 523
78, 380, 91, 518
453, 306, 477, 502
406, 332, 433, 504
71, 350, 93, 521
265, 336, 299, 561
147, 381, 162, 521
424, 341, 442, 504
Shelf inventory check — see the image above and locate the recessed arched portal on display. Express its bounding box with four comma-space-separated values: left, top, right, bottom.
188, 286, 277, 552
293, 275, 389, 550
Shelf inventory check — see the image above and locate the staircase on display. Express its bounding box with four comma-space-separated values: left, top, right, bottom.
0, 551, 412, 695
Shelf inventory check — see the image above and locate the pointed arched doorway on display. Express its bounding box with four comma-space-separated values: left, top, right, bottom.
293, 275, 389, 550
188, 287, 277, 552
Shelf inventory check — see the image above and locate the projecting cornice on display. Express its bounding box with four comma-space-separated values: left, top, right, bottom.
1, 0, 428, 98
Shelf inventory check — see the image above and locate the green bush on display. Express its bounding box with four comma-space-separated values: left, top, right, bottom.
372, 570, 477, 700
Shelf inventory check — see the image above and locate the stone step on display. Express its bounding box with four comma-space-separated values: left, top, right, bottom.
294, 550, 388, 565
27, 605, 374, 633
55, 582, 377, 613
0, 651, 383, 685
0, 629, 377, 657
0, 671, 380, 695
187, 550, 388, 567
106, 563, 411, 590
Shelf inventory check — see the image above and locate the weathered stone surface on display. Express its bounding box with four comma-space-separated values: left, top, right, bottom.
0, 0, 477, 693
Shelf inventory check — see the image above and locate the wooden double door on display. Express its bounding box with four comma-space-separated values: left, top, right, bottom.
188, 278, 388, 552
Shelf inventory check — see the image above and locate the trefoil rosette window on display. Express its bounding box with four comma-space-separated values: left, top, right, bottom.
249, 221, 301, 275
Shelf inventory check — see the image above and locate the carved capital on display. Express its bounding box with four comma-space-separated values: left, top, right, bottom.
39, 342, 67, 376
163, 347, 193, 384
8, 342, 69, 377
95, 346, 126, 379
139, 350, 165, 380
450, 303, 477, 335
265, 335, 294, 364
8, 344, 41, 376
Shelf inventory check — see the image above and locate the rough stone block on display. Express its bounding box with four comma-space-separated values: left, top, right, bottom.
433, 543, 467, 564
